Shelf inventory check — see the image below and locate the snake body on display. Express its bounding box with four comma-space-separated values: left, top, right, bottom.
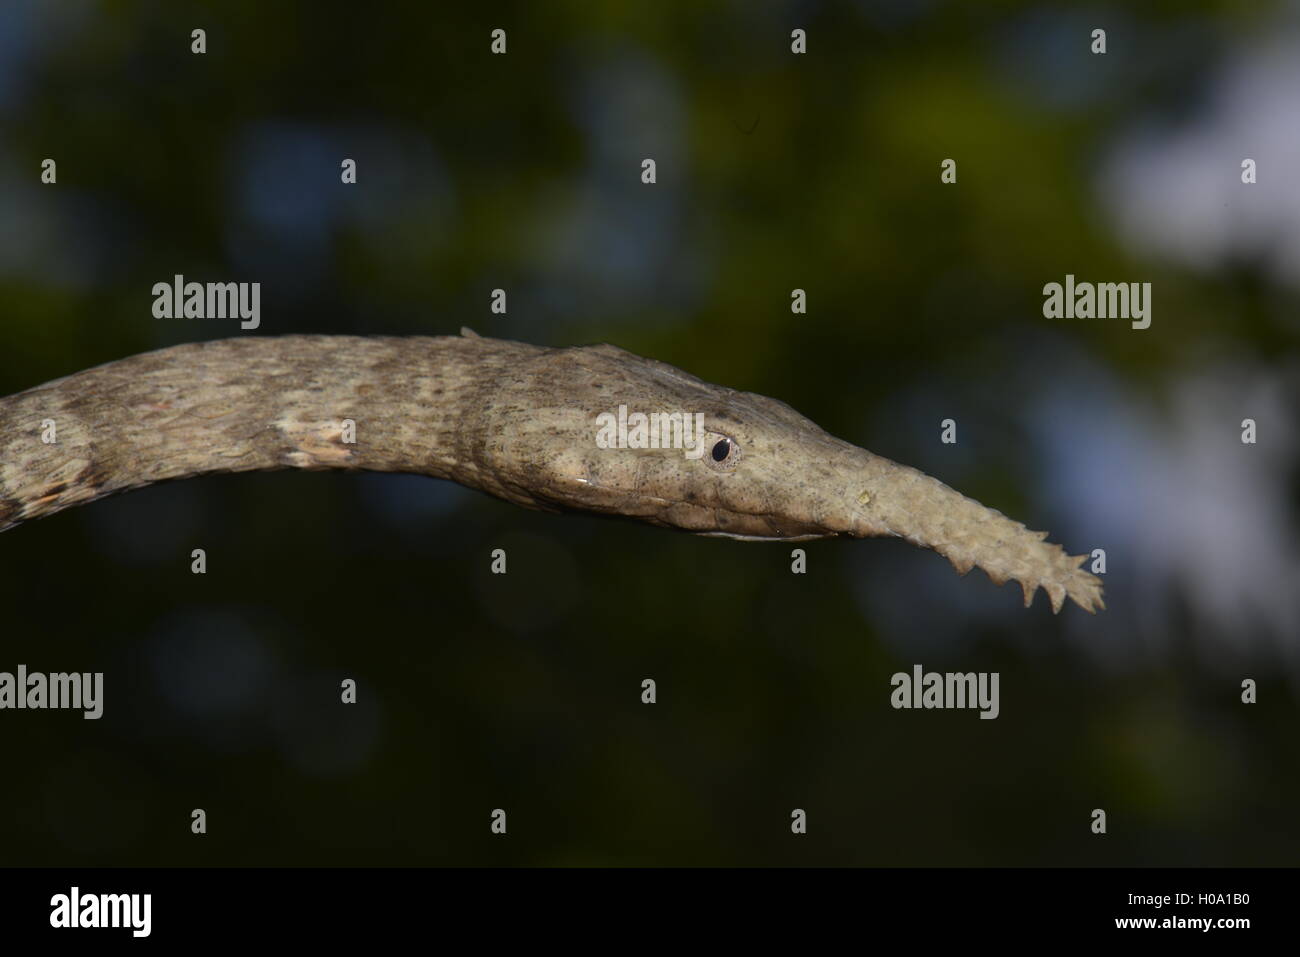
0, 330, 1103, 612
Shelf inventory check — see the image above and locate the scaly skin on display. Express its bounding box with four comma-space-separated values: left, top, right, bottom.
0, 330, 1103, 612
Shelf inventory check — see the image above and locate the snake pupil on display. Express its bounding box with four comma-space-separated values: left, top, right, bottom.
711, 439, 730, 462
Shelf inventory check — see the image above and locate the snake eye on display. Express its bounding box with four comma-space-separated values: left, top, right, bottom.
702, 431, 741, 472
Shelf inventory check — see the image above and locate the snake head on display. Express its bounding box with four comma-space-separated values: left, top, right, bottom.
474, 340, 1103, 612
473, 342, 875, 540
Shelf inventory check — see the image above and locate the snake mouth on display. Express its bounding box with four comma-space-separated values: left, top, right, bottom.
553, 474, 837, 540
675, 501, 835, 540
697, 529, 827, 542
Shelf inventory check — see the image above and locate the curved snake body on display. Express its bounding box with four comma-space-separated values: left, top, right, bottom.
0, 331, 1104, 613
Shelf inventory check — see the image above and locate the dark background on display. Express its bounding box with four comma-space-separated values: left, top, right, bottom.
0, 0, 1297, 865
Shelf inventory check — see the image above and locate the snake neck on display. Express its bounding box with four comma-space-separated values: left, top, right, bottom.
0, 334, 543, 531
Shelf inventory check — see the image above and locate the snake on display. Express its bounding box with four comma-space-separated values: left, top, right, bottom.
0, 329, 1103, 612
